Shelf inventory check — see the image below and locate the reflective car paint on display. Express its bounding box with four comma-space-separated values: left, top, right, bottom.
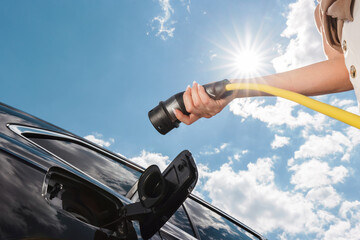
0, 102, 266, 240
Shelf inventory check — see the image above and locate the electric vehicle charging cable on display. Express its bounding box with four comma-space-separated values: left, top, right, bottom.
149, 79, 360, 135
225, 83, 360, 129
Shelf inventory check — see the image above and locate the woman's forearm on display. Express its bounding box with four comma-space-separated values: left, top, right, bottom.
230, 57, 352, 98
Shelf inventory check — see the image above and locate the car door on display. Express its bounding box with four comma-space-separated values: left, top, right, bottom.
7, 124, 196, 240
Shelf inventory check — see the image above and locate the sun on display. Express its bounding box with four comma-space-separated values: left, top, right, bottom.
211, 29, 272, 79
233, 49, 261, 75
227, 43, 269, 78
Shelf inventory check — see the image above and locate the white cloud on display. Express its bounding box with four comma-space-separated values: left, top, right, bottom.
340, 201, 360, 219
152, 0, 176, 40
324, 220, 351, 240
199, 142, 229, 155
210, 53, 217, 60
330, 98, 356, 108
199, 157, 322, 235
272, 0, 325, 72
200, 149, 218, 155
306, 186, 341, 208
129, 150, 170, 171
197, 155, 360, 238
289, 159, 348, 190
271, 134, 290, 149
323, 211, 360, 240
220, 143, 228, 150
84, 133, 114, 148
295, 128, 360, 162
229, 97, 328, 130
288, 158, 295, 167
294, 131, 350, 160
345, 127, 360, 147
346, 106, 360, 115
233, 150, 248, 161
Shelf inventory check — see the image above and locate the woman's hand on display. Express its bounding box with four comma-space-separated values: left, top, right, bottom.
174, 81, 234, 125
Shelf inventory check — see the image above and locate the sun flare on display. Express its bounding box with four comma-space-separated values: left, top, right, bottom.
211, 30, 271, 79
234, 49, 261, 75
227, 44, 269, 78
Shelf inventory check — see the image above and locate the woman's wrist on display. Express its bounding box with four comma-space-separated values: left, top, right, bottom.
228, 77, 272, 98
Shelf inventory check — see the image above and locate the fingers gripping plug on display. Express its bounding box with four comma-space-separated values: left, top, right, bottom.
148, 79, 232, 135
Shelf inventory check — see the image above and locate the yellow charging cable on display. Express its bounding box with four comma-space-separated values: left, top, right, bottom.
225, 83, 360, 129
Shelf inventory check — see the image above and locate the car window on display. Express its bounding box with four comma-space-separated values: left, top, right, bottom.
24, 134, 142, 196
185, 198, 260, 240
166, 205, 196, 237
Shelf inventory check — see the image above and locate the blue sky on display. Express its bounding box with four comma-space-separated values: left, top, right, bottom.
2, 0, 360, 239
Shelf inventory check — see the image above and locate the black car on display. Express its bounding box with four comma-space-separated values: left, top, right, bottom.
0, 102, 266, 240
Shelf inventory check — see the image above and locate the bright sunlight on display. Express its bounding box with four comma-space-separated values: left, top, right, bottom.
212, 28, 272, 79
234, 49, 261, 75
227, 43, 269, 78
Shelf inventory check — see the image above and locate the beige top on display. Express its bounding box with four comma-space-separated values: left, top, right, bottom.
342, 0, 360, 106
317, 0, 354, 52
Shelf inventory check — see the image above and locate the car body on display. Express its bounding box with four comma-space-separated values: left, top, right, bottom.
0, 102, 266, 240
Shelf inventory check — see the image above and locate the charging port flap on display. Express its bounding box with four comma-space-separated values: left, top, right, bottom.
124, 150, 198, 239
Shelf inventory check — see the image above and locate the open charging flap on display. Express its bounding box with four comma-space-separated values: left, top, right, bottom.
124, 150, 198, 239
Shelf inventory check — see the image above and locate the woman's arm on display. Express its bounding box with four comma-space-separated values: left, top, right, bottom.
175, 57, 351, 125
234, 57, 351, 97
